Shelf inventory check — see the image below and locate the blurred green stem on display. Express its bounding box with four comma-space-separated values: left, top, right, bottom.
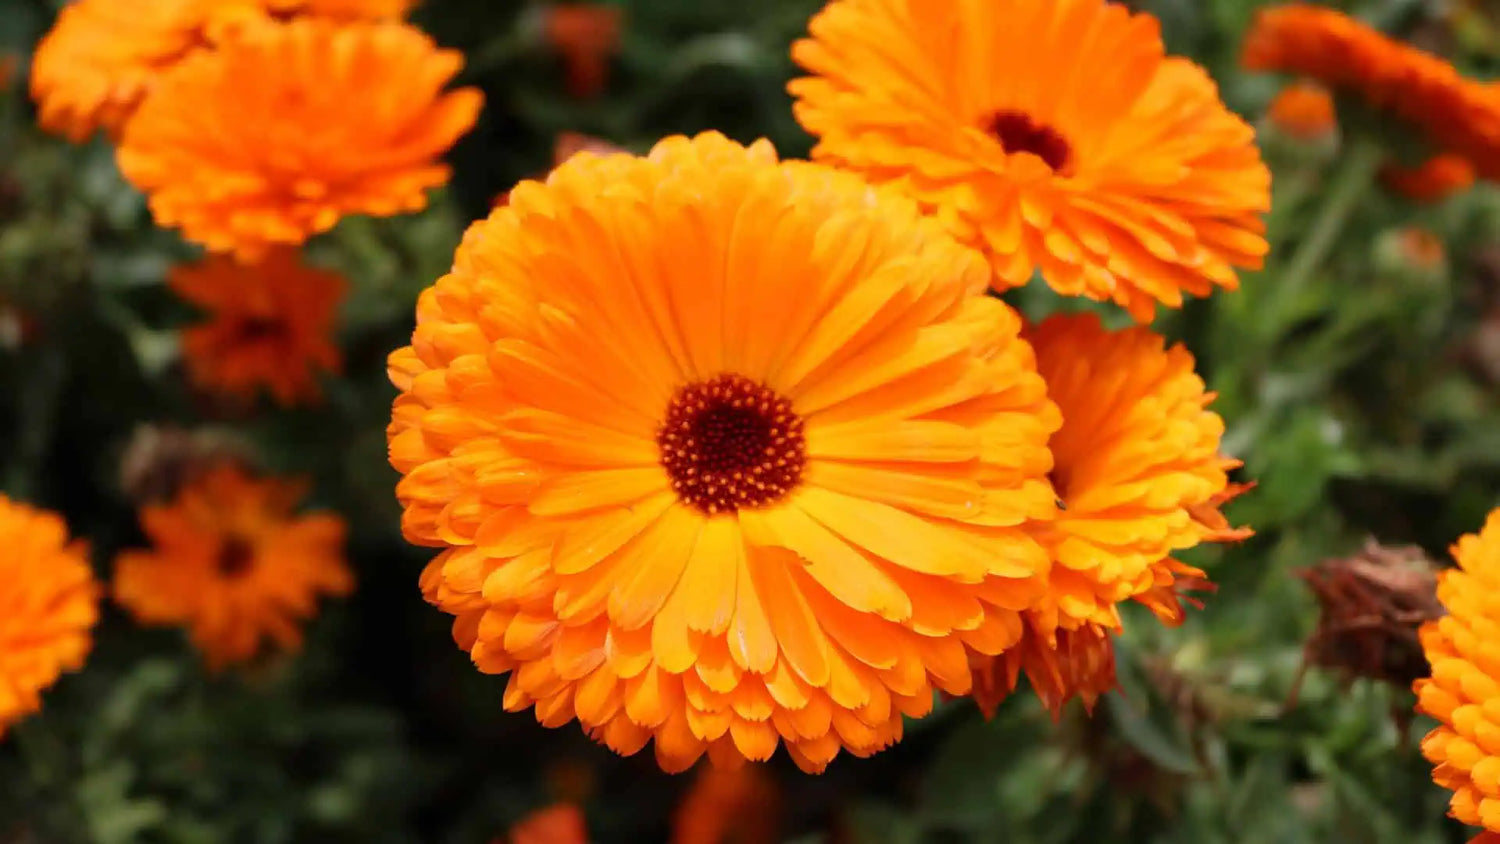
1275, 137, 1384, 315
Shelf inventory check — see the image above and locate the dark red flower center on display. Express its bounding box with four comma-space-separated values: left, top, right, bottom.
217, 535, 256, 578
988, 110, 1073, 174
657, 374, 806, 514
233, 316, 286, 343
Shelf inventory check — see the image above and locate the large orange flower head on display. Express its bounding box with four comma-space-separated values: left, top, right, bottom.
116, 18, 483, 259
971, 313, 1242, 715
114, 464, 352, 668
1243, 4, 1500, 181
1416, 509, 1500, 843
389, 132, 1062, 773
171, 248, 345, 407
789, 0, 1271, 323
0, 496, 99, 737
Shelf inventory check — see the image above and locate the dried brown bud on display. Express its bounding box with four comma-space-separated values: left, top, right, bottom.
1293, 541, 1443, 699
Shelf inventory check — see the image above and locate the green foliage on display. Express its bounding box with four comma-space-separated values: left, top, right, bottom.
1, 0, 1498, 841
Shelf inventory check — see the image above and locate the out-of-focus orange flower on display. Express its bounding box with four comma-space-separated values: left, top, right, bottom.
117, 18, 482, 258
495, 133, 625, 207
1380, 155, 1477, 203
971, 314, 1248, 716
1395, 227, 1448, 271
1244, 4, 1500, 181
29, 0, 259, 141
390, 133, 1060, 773
0, 496, 99, 737
790, 0, 1270, 323
29, 0, 411, 142
672, 763, 779, 844
1416, 509, 1500, 843
544, 3, 623, 98
1268, 80, 1336, 139
170, 248, 345, 407
509, 804, 589, 844
268, 0, 417, 17
113, 464, 352, 669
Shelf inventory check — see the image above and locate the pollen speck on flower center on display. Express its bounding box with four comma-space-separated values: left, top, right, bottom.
217, 535, 256, 578
657, 374, 807, 515
987, 110, 1073, 174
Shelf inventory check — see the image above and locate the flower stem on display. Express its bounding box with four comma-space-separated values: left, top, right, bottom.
1275, 136, 1385, 315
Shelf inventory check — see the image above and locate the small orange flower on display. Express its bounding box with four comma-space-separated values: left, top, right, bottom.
114, 464, 352, 669
391, 133, 1060, 773
1416, 508, 1500, 843
0, 497, 99, 736
509, 804, 589, 844
672, 763, 779, 844
1393, 226, 1448, 272
117, 18, 483, 258
971, 314, 1245, 715
1268, 80, 1336, 140
790, 0, 1270, 323
1243, 4, 1500, 181
544, 4, 623, 98
1380, 155, 1477, 203
170, 248, 345, 407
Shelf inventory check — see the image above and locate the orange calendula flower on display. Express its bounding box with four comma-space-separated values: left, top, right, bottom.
29, 0, 261, 141
789, 0, 1271, 323
1268, 80, 1336, 140
508, 804, 589, 844
673, 763, 779, 844
544, 3, 624, 98
1380, 155, 1477, 203
0, 497, 99, 737
1416, 509, 1500, 843
1243, 4, 1500, 181
28, 0, 407, 142
114, 464, 352, 669
971, 314, 1244, 715
170, 248, 345, 407
389, 132, 1060, 773
117, 18, 483, 259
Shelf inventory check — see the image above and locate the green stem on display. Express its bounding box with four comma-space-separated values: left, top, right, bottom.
1275, 137, 1385, 316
